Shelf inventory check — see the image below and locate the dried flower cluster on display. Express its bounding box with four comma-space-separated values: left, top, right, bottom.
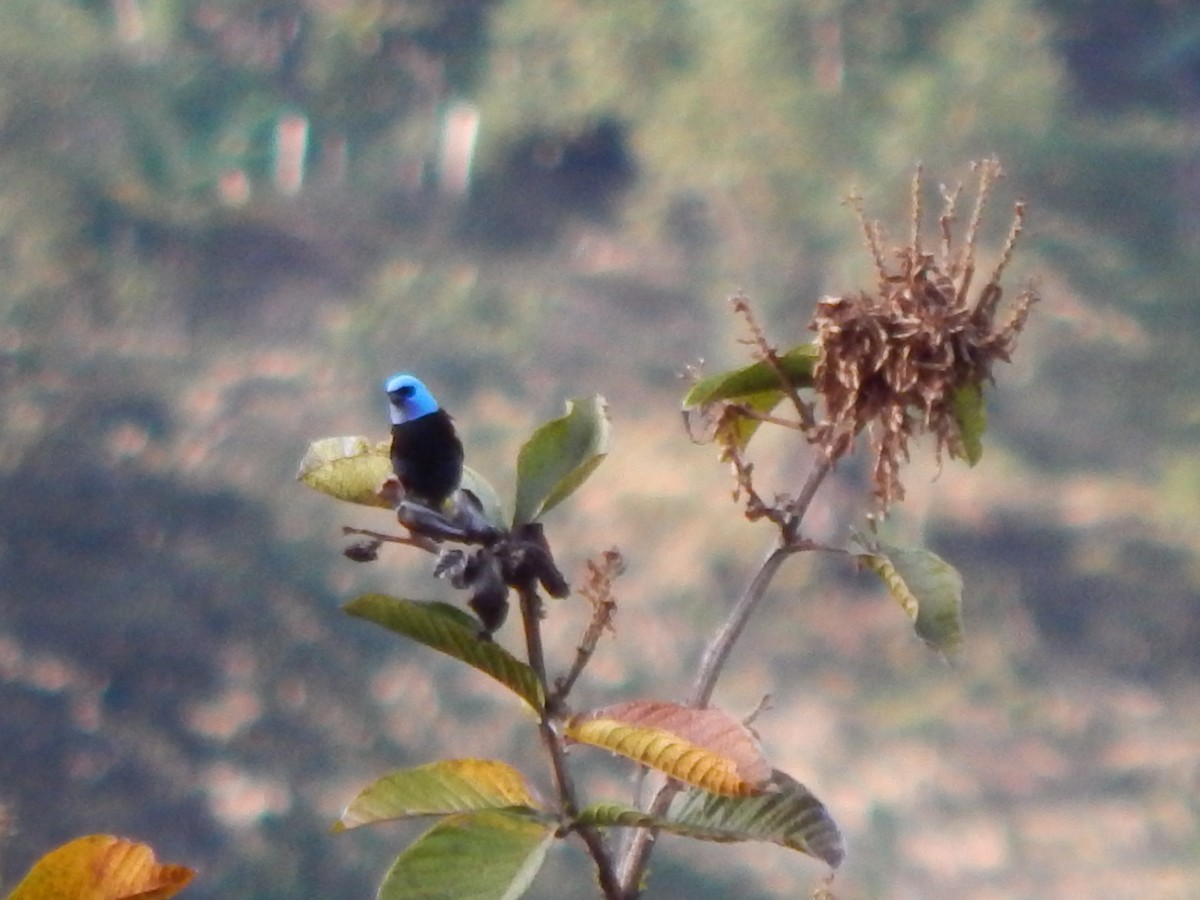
810, 158, 1038, 509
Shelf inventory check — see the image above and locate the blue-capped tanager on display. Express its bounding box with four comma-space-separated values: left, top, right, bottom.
385, 373, 464, 510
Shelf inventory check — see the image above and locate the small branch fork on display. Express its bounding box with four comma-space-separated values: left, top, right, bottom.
714, 297, 822, 529
732, 294, 816, 432
694, 452, 834, 707
617, 294, 846, 895
351, 504, 629, 894
615, 450, 833, 893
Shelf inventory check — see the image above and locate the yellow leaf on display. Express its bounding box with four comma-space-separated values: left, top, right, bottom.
296, 436, 394, 509
6, 834, 194, 900
297, 437, 508, 525
335, 758, 542, 831
567, 701, 772, 796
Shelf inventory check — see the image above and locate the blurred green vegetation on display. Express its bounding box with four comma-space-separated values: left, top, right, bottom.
1, 1, 1199, 898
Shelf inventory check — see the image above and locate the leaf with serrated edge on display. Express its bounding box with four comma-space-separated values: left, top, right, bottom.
335, 759, 541, 832
377, 810, 554, 900
513, 396, 610, 527
566, 701, 771, 796
345, 595, 543, 708
682, 344, 817, 409
6, 834, 195, 900
951, 381, 987, 465
854, 542, 965, 658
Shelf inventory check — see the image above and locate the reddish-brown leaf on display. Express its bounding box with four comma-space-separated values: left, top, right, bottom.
567, 700, 772, 796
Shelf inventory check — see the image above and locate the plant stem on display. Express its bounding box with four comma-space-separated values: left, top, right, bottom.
689, 543, 790, 708
552, 579, 618, 705
615, 545, 786, 892
783, 454, 833, 546
341, 525, 438, 553
616, 454, 833, 895
517, 584, 625, 900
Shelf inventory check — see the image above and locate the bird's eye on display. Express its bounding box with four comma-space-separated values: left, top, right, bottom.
398, 385, 415, 398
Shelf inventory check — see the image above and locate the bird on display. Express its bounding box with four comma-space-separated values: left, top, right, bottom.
385, 373, 464, 510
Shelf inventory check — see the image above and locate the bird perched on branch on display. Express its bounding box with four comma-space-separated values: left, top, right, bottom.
385, 373, 464, 510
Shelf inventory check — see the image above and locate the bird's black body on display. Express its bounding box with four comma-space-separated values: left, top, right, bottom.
390, 408, 464, 508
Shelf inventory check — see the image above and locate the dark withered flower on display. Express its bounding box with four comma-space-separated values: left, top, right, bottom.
809, 158, 1038, 510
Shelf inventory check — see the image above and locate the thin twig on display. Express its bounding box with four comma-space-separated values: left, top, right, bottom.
732, 294, 816, 431
848, 193, 889, 293
984, 200, 1026, 301
689, 543, 792, 708
552, 611, 609, 706
341, 525, 437, 553
939, 180, 961, 272
517, 584, 625, 900
733, 406, 808, 431
782, 453, 834, 546
742, 694, 773, 728
615, 765, 677, 891
615, 544, 789, 892
552, 551, 622, 705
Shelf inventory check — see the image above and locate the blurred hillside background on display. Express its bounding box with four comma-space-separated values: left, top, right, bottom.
1, 1, 1198, 898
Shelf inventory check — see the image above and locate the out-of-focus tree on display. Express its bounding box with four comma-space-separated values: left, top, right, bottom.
0, 0, 499, 332
476, 0, 1199, 463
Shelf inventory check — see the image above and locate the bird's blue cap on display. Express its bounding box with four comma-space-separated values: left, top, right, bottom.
385, 373, 440, 424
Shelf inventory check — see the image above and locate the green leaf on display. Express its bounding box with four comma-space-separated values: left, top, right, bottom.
854, 541, 965, 658
513, 395, 610, 527
296, 435, 505, 525
576, 768, 844, 869
296, 436, 393, 508
575, 802, 659, 830
950, 382, 987, 465
672, 769, 845, 868
717, 390, 790, 451
335, 759, 542, 832
459, 466, 508, 529
377, 810, 554, 900
344, 595, 543, 708
681, 344, 817, 409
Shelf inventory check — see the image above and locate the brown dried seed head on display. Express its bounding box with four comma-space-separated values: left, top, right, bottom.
809, 160, 1038, 510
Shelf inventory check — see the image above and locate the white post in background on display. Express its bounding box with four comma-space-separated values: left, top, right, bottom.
813, 15, 845, 93
274, 114, 310, 196
438, 102, 480, 198
111, 0, 146, 43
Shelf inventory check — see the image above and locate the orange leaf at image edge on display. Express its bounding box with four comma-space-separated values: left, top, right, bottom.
6, 834, 194, 900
